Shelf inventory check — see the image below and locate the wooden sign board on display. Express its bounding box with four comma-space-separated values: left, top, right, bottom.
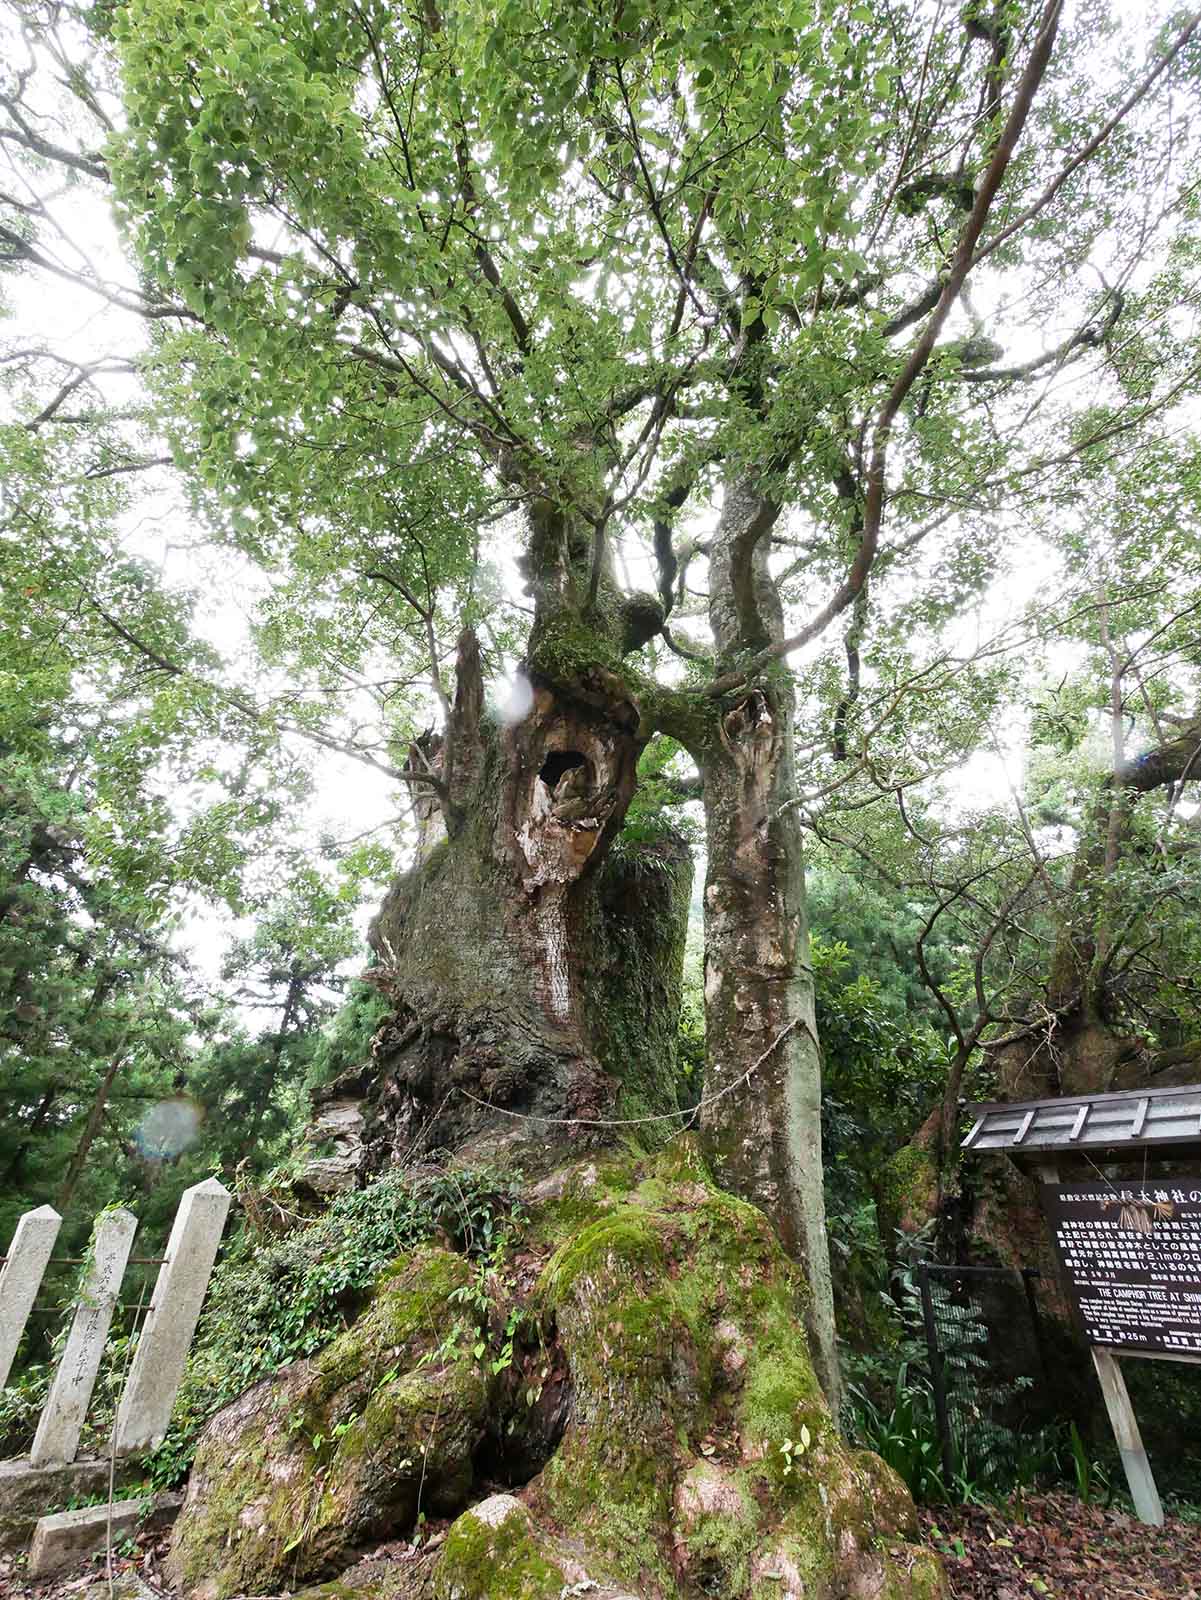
1041, 1179, 1201, 1358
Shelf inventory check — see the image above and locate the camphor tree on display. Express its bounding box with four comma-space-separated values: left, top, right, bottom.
6, 0, 1201, 1412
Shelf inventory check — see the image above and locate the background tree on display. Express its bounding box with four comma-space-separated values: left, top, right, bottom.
0, 193, 392, 1245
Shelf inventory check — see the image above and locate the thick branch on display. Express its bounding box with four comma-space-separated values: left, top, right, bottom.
707, 0, 1065, 697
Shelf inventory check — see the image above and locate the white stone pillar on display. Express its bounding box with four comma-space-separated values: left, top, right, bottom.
31, 1208, 138, 1467
0, 1206, 62, 1390
112, 1177, 231, 1455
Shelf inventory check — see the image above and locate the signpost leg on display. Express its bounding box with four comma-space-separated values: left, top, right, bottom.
1090, 1347, 1163, 1527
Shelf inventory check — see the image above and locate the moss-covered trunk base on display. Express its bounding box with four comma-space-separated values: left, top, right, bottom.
167, 1141, 943, 1600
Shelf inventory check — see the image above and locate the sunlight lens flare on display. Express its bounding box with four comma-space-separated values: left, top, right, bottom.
499, 671, 534, 725
133, 1096, 203, 1159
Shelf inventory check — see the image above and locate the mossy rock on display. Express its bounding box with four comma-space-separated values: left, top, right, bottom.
290, 1551, 437, 1600
166, 1250, 489, 1600
433, 1495, 651, 1600
433, 1494, 567, 1600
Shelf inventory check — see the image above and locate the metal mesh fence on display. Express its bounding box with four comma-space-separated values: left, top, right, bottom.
917, 1263, 1051, 1484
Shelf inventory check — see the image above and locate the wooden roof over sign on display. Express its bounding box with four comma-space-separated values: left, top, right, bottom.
962, 1084, 1201, 1160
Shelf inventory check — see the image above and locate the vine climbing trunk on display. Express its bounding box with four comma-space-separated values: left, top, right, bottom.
699, 475, 841, 1413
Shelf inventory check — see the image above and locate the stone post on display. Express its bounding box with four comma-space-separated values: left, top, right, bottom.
0, 1206, 62, 1390
31, 1208, 138, 1467
112, 1177, 231, 1455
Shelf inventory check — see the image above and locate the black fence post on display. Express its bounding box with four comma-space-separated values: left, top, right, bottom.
1021, 1267, 1047, 1380
917, 1262, 956, 1486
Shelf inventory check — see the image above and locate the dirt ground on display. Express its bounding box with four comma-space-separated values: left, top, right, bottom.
0, 1522, 440, 1600
920, 1492, 1201, 1599
4, 1494, 1201, 1599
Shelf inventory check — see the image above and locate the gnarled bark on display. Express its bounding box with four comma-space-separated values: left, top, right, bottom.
348, 635, 689, 1169
326, 504, 690, 1173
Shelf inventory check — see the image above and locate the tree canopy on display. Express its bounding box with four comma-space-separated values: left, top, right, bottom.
3, 0, 1201, 1420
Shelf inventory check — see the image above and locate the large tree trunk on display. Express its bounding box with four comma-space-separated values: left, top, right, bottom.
699, 476, 841, 1413
322, 483, 839, 1412
331, 511, 691, 1174
701, 692, 839, 1409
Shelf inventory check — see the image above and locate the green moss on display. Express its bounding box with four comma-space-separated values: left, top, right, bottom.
906, 1547, 949, 1598
740, 1347, 826, 1455
529, 1162, 942, 1598
650, 1133, 714, 1187
520, 1150, 646, 1247
632, 673, 718, 759
748, 1529, 838, 1599
313, 1249, 472, 1399
527, 613, 625, 684
170, 1156, 941, 1600
150, 1167, 521, 1493
539, 1436, 671, 1594
677, 1466, 761, 1591
434, 1502, 565, 1600
847, 1449, 918, 1538
536, 1196, 687, 1593
166, 1251, 489, 1598
540, 1208, 665, 1300
292, 1562, 435, 1600
878, 1141, 938, 1235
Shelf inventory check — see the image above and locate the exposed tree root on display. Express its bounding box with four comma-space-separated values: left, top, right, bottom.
166, 1142, 944, 1600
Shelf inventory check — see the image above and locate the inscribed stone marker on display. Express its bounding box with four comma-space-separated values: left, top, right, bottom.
112, 1177, 231, 1454
0, 1206, 61, 1390
31, 1208, 138, 1467
27, 1498, 143, 1577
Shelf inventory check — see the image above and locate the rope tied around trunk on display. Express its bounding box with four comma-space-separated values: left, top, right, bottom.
454, 1016, 812, 1129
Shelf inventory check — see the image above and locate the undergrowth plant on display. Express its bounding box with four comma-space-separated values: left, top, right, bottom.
845, 1230, 1065, 1506
848, 1358, 950, 1505
143, 1163, 523, 1488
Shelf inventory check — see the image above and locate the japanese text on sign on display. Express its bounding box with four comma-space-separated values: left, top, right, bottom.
1041, 1181, 1201, 1356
